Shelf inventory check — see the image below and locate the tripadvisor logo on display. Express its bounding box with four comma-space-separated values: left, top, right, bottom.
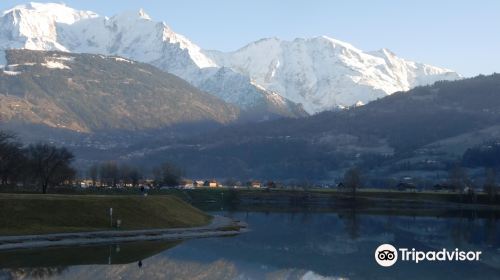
375, 244, 398, 267
375, 244, 482, 267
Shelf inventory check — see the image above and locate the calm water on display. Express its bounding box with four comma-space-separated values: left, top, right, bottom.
1, 208, 500, 280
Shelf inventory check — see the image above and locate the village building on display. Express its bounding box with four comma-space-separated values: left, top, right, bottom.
193, 180, 205, 187
251, 180, 261, 188
204, 179, 219, 188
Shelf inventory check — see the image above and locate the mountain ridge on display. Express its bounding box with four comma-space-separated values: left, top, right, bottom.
0, 2, 460, 115
205, 36, 461, 113
0, 2, 305, 119
0, 49, 239, 132
129, 74, 500, 181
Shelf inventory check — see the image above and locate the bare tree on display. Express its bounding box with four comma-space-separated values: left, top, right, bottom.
344, 167, 362, 198
88, 163, 99, 187
448, 165, 469, 192
100, 161, 119, 187
129, 168, 141, 187
26, 143, 75, 194
0, 132, 25, 186
484, 168, 497, 202
153, 162, 183, 187
119, 164, 142, 187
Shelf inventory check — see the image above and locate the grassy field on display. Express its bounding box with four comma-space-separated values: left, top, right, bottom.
0, 194, 211, 236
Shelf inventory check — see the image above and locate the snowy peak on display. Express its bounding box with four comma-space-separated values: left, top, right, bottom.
0, 2, 97, 51
0, 2, 302, 119
138, 8, 151, 20
0, 2, 461, 116
3, 2, 98, 24
0, 2, 216, 73
206, 36, 461, 113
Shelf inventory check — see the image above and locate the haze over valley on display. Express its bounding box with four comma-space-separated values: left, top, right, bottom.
0, 2, 496, 185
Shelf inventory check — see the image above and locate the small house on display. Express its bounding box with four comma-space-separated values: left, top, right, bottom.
251, 181, 261, 188
204, 179, 218, 188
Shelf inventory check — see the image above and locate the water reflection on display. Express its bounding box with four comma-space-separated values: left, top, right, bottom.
0, 241, 179, 268
0, 207, 499, 280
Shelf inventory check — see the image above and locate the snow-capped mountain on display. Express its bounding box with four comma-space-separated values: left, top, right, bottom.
205, 37, 461, 113
0, 2, 461, 116
0, 2, 305, 119
192, 67, 307, 118
0, 2, 213, 75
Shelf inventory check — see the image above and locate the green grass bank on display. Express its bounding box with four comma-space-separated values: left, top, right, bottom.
0, 194, 211, 236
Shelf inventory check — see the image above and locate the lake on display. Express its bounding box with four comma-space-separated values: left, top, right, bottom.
1, 207, 499, 279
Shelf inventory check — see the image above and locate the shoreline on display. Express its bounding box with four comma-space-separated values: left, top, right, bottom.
0, 216, 245, 251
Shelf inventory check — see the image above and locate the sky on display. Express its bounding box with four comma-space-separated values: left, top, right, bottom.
0, 0, 498, 77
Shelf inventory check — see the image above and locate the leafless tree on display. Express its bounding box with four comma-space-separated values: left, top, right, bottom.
448, 165, 469, 192
484, 168, 497, 202
344, 167, 362, 198
0, 131, 25, 186
88, 163, 99, 187
26, 143, 75, 194
99, 161, 119, 187
153, 162, 183, 187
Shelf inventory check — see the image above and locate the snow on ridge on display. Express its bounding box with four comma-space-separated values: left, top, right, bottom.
208, 36, 461, 113
42, 60, 70, 70
3, 2, 98, 24
112, 57, 134, 63
0, 3, 304, 116
0, 2, 217, 72
3, 70, 21, 76
0, 2, 462, 115
50, 54, 75, 61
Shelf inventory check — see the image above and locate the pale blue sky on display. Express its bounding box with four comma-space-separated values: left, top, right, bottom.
1, 0, 499, 77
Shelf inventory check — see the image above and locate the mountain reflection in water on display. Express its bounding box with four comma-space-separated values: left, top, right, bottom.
0, 207, 499, 280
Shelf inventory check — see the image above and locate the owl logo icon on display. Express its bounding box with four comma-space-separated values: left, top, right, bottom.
375, 244, 398, 267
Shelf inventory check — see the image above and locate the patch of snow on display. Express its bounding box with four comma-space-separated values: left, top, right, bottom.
52, 55, 75, 62
112, 57, 133, 63
354, 101, 365, 107
42, 60, 70, 70
3, 70, 21, 75
5, 64, 19, 70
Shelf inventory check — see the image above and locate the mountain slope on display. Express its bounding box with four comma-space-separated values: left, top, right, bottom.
193, 67, 308, 119
0, 2, 305, 119
0, 3, 460, 117
128, 74, 500, 181
0, 49, 238, 132
205, 37, 461, 113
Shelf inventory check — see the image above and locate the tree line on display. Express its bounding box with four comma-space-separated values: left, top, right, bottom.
0, 131, 75, 193
86, 161, 183, 188
0, 130, 185, 192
